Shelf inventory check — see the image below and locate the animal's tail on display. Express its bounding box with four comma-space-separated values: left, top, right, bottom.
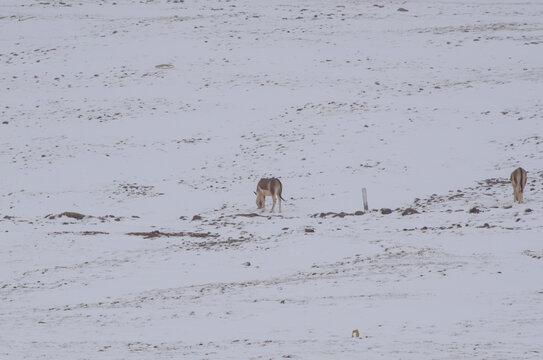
277, 178, 286, 202
520, 168, 526, 192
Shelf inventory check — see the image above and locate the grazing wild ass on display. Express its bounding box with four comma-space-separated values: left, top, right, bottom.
510, 167, 527, 203
255, 178, 285, 213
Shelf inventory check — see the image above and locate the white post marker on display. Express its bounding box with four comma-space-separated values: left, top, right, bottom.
362, 187, 368, 211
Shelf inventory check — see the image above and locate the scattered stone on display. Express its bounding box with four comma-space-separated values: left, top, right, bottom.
469, 207, 481, 214
354, 211, 365, 216
242, 262, 251, 267
192, 215, 202, 221
305, 227, 315, 233
401, 208, 419, 216
503, 205, 512, 209
525, 208, 532, 213
380, 208, 392, 215
155, 64, 174, 69
397, 7, 408, 12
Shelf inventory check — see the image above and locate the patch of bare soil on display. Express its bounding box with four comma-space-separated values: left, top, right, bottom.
48, 231, 110, 236
234, 213, 264, 218
312, 211, 365, 218
195, 238, 247, 250
112, 182, 163, 198
523, 250, 543, 260
46, 212, 86, 220
401, 208, 419, 216
45, 212, 123, 222
126, 230, 219, 239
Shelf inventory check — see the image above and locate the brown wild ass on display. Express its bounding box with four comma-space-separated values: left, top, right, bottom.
510, 167, 527, 203
255, 178, 285, 213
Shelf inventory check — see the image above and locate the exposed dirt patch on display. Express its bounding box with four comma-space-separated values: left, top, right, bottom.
49, 230, 110, 236
45, 213, 125, 223
46, 212, 86, 220
196, 238, 247, 250
401, 208, 419, 216
155, 64, 174, 70
80, 231, 110, 236
312, 211, 365, 218
111, 182, 162, 198
523, 250, 543, 260
234, 213, 264, 218
126, 230, 219, 239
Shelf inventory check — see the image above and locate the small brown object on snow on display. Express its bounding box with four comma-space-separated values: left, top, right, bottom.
352, 329, 360, 338
401, 208, 419, 216
59, 212, 85, 220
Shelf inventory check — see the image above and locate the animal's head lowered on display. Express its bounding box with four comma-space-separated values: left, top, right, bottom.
255, 192, 264, 209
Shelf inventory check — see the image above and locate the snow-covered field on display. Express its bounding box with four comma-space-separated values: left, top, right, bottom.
1, 0, 543, 358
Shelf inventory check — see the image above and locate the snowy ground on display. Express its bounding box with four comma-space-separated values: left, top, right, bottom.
1, 0, 543, 358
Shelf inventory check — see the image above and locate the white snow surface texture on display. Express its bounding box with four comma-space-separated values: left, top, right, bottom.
1, 0, 543, 358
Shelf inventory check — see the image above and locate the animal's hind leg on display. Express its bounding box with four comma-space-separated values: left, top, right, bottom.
271, 195, 276, 212
278, 196, 282, 213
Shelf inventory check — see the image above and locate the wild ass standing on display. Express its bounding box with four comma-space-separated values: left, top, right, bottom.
255, 178, 285, 213
510, 167, 527, 203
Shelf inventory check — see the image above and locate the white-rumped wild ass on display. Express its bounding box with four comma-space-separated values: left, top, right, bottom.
510, 167, 527, 203
255, 178, 285, 213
